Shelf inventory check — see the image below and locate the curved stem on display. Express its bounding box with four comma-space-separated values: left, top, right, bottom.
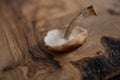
63, 5, 97, 39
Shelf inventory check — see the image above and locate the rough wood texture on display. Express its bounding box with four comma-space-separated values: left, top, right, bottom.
0, 0, 120, 80
71, 37, 120, 80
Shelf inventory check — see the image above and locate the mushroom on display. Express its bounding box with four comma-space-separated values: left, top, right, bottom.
44, 6, 97, 53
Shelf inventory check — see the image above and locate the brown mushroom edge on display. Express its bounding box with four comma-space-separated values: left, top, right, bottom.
44, 26, 88, 53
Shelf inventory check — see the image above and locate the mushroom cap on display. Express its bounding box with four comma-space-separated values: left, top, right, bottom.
44, 26, 88, 53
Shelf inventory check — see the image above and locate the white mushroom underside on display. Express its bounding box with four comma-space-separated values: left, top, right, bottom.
44, 27, 84, 47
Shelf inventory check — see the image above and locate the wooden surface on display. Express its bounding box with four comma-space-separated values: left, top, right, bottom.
0, 0, 120, 80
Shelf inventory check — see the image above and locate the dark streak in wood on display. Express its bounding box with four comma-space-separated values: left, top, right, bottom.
71, 36, 120, 80
107, 9, 120, 16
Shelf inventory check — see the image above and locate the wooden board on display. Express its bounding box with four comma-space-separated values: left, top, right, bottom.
0, 0, 120, 80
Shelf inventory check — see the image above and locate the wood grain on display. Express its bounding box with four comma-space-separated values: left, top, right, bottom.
0, 0, 120, 80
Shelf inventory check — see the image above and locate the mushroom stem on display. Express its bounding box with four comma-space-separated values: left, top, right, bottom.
63, 5, 97, 39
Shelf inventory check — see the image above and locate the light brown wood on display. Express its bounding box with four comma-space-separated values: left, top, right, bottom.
0, 0, 120, 80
